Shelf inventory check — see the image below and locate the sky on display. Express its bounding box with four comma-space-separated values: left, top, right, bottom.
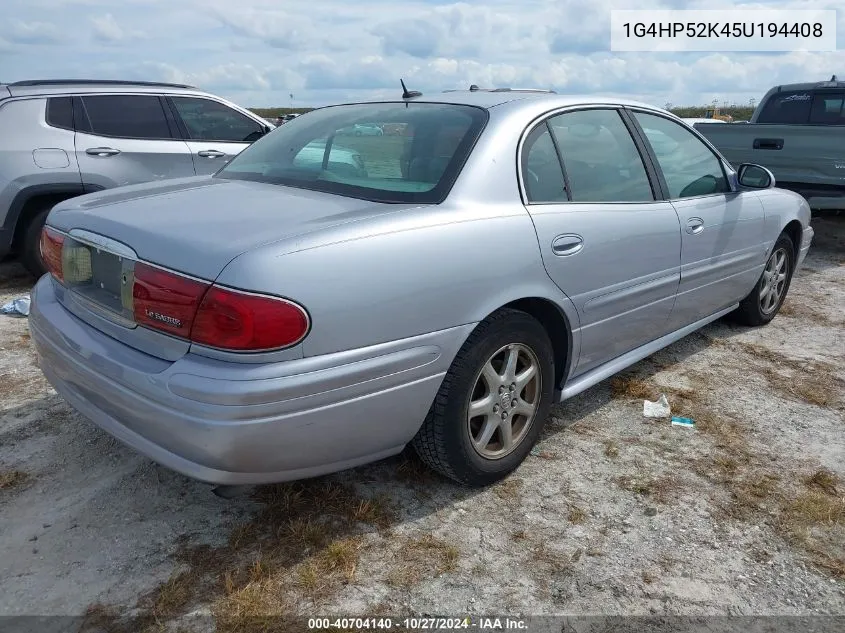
0, 0, 843, 110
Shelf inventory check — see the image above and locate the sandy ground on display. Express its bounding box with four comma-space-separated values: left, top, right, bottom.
0, 217, 843, 630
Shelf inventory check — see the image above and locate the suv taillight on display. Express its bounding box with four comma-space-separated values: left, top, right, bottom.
40, 226, 65, 282
132, 262, 309, 351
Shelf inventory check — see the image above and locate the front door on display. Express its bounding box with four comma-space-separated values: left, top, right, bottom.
628, 110, 766, 329
521, 108, 682, 377
73, 94, 196, 189
166, 96, 268, 176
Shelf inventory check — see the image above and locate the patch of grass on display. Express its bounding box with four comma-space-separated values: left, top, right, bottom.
0, 470, 28, 490
616, 474, 680, 504
804, 469, 839, 496
394, 454, 438, 485
641, 571, 656, 584
568, 505, 588, 524
727, 341, 843, 408
778, 299, 843, 327
147, 569, 195, 620
0, 372, 39, 403
511, 529, 528, 541
532, 543, 582, 573
603, 441, 620, 458
87, 479, 398, 632
610, 376, 655, 401
387, 534, 460, 588
493, 477, 523, 501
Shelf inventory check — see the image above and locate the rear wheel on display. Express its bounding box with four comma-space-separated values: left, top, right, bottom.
20, 207, 51, 278
412, 308, 555, 486
731, 233, 795, 326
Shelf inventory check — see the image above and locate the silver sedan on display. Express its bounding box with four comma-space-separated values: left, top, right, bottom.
29, 89, 813, 488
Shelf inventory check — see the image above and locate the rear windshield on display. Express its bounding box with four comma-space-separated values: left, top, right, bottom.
756, 90, 813, 124
216, 102, 488, 203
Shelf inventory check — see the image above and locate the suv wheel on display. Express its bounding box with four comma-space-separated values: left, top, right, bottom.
20, 207, 51, 278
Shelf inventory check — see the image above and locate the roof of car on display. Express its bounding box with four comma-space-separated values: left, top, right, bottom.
767, 76, 845, 94
342, 89, 662, 112
0, 79, 206, 98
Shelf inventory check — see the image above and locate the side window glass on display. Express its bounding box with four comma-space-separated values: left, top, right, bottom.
81, 95, 171, 139
809, 93, 845, 124
46, 97, 73, 130
171, 97, 265, 143
548, 109, 654, 203
521, 125, 567, 203
756, 91, 812, 124
633, 112, 730, 199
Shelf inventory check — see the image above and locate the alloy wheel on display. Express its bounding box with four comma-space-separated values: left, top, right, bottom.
466, 343, 542, 460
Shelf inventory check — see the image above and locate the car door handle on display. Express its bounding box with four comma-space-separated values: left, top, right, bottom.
753, 138, 783, 150
686, 217, 705, 235
552, 234, 584, 256
85, 147, 120, 157
197, 150, 226, 158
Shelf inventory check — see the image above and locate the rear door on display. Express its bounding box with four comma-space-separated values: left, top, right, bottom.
74, 94, 196, 189
166, 96, 268, 175
521, 107, 681, 376
628, 110, 766, 329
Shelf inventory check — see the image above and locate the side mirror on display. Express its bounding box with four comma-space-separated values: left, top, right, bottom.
737, 163, 775, 189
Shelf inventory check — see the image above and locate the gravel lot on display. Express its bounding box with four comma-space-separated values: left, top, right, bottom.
0, 217, 843, 630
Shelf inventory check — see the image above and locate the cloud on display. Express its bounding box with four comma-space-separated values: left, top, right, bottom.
373, 19, 443, 58
91, 14, 124, 42
0, 0, 843, 109
6, 19, 62, 44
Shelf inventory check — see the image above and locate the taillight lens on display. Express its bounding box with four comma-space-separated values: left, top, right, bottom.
132, 263, 209, 338
40, 226, 65, 282
191, 286, 309, 351
131, 263, 309, 351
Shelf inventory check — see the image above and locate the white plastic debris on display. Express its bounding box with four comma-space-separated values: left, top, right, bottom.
1, 295, 30, 317
643, 393, 671, 418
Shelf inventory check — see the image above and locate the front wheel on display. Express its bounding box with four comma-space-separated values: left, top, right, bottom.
412, 308, 555, 486
731, 233, 795, 326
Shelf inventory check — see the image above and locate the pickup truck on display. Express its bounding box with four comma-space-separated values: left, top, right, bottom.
694, 76, 845, 211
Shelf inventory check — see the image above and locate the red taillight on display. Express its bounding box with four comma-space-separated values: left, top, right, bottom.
131, 263, 309, 351
40, 226, 65, 281
132, 263, 209, 338
191, 286, 309, 351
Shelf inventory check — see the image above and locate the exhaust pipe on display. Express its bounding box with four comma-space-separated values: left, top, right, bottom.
211, 485, 253, 499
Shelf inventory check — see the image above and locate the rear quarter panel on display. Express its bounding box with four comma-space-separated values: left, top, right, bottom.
215, 203, 579, 359
695, 123, 845, 190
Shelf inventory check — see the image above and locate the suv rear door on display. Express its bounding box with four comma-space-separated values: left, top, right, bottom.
74, 94, 196, 190
165, 96, 268, 175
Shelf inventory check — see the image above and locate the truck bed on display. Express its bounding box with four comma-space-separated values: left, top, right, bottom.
695, 123, 845, 210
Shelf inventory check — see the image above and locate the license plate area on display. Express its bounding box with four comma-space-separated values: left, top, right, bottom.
62, 237, 136, 324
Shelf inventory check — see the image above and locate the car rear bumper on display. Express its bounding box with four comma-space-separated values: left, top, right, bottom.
29, 275, 471, 485
797, 225, 814, 269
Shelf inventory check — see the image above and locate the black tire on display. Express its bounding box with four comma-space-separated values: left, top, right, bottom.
20, 207, 51, 278
730, 233, 795, 327
412, 308, 555, 486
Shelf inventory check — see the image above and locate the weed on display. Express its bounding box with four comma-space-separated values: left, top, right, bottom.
387, 534, 460, 588
0, 470, 28, 490
603, 441, 620, 458
568, 505, 588, 524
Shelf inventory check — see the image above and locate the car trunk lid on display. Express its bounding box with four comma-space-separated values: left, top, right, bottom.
44, 177, 403, 359
47, 177, 396, 280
